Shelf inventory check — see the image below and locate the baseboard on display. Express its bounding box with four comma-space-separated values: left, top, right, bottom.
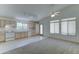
44, 35, 79, 44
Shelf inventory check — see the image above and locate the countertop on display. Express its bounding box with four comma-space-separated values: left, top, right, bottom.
0, 28, 28, 33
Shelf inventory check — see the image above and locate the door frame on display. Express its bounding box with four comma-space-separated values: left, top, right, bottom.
39, 24, 44, 36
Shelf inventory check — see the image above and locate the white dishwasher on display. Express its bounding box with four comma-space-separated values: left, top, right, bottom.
5, 32, 15, 41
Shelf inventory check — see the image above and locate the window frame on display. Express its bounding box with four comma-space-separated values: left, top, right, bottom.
50, 20, 59, 34
61, 18, 76, 36
22, 23, 28, 30
40, 24, 44, 35
16, 22, 28, 30
16, 22, 23, 29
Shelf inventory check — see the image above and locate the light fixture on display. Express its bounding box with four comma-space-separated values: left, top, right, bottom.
51, 12, 60, 17
51, 14, 55, 17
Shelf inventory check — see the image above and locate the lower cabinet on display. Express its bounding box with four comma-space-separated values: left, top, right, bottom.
0, 32, 5, 42
15, 32, 28, 39
6, 38, 15, 41
0, 31, 28, 42
5, 32, 15, 41
15, 32, 21, 39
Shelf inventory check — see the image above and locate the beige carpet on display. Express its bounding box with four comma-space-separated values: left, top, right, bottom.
4, 38, 79, 54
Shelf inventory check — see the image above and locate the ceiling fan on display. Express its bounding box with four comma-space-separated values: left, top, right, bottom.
50, 12, 60, 17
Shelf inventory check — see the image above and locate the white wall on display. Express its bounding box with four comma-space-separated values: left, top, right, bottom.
39, 5, 79, 43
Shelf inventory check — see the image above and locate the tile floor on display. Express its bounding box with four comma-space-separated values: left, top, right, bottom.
1, 36, 79, 54
4, 37, 79, 54
0, 36, 46, 54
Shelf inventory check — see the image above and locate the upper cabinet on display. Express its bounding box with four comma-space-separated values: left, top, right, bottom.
0, 17, 16, 28
0, 20, 5, 27
28, 21, 40, 36
5, 20, 16, 28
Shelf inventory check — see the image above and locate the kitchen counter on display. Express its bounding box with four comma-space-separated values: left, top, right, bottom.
15, 31, 28, 39
0, 32, 5, 42
0, 29, 28, 42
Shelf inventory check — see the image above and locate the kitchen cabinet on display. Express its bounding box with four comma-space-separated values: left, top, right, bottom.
0, 19, 16, 28
0, 17, 29, 42
15, 32, 21, 39
28, 21, 40, 37
0, 20, 5, 27
5, 20, 16, 28
0, 32, 5, 42
5, 32, 15, 41
0, 31, 15, 42
15, 32, 28, 39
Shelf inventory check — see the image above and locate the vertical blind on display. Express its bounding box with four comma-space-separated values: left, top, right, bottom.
50, 20, 59, 33
50, 17, 76, 35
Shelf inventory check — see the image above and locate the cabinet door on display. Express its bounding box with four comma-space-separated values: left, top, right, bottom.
0, 20, 5, 27
15, 33, 21, 39
0, 33, 5, 41
24, 32, 28, 38
0, 20, 1, 27
11, 21, 16, 28
21, 32, 24, 38
4, 20, 16, 28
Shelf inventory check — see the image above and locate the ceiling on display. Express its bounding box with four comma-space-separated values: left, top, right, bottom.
0, 4, 70, 21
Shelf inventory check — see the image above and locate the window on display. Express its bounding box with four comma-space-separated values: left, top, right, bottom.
23, 23, 28, 30
54, 23, 59, 33
17, 22, 23, 29
50, 23, 54, 33
68, 21, 76, 35
61, 21, 67, 35
17, 22, 28, 30
50, 20, 59, 33
61, 17, 76, 35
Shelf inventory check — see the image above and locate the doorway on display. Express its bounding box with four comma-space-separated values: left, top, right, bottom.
40, 24, 43, 35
